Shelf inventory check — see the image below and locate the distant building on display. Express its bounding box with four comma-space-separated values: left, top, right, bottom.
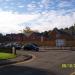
5, 29, 75, 47
6, 32, 48, 43
48, 28, 75, 47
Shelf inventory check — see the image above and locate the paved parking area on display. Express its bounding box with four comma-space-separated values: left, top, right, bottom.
0, 49, 75, 75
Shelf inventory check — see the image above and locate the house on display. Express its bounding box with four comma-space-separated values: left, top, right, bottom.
48, 28, 74, 47
22, 32, 49, 45
5, 29, 75, 47
6, 32, 49, 45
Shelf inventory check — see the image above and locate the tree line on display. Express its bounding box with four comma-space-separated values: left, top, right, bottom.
0, 24, 75, 43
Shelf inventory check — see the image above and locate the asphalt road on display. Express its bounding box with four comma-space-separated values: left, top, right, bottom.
0, 49, 75, 75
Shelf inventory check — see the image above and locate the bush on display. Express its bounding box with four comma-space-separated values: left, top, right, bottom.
0, 47, 12, 53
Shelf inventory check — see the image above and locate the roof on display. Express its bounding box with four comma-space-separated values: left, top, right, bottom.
53, 28, 73, 36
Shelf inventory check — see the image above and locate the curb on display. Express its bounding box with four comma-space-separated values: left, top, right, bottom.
0, 55, 32, 66
70, 72, 75, 75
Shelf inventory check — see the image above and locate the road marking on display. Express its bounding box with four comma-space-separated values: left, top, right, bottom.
70, 72, 75, 75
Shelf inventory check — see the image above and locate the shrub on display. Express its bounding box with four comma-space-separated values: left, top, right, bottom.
0, 47, 12, 53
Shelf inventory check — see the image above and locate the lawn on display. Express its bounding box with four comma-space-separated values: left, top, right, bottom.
0, 52, 16, 59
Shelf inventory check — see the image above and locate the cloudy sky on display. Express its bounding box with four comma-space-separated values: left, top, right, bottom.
0, 0, 75, 34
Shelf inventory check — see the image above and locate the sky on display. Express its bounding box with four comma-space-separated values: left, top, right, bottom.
0, 0, 75, 34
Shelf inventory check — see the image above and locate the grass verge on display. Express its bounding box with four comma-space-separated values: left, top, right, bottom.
0, 52, 16, 59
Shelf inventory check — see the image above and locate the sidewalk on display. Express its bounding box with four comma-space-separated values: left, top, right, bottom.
0, 55, 32, 66
39, 47, 75, 50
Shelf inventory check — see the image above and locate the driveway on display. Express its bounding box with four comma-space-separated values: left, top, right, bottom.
0, 49, 75, 75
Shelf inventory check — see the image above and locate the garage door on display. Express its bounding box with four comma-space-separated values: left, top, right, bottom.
56, 39, 65, 47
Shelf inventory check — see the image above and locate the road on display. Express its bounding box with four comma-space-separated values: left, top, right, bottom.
0, 49, 75, 75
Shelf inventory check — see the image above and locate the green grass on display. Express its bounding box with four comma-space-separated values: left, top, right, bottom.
0, 52, 16, 59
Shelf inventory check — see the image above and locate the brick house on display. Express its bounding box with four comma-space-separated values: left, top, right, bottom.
6, 32, 49, 44
48, 29, 74, 47
6, 29, 75, 46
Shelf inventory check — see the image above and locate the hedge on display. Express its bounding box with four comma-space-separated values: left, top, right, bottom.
0, 47, 12, 53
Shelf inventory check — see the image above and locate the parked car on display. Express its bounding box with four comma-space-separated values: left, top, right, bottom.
14, 44, 21, 50
0, 43, 6, 48
4, 43, 21, 50
31, 43, 39, 47
22, 43, 39, 51
4, 43, 12, 48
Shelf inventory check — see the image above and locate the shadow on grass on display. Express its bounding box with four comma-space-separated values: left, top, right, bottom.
0, 65, 56, 75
